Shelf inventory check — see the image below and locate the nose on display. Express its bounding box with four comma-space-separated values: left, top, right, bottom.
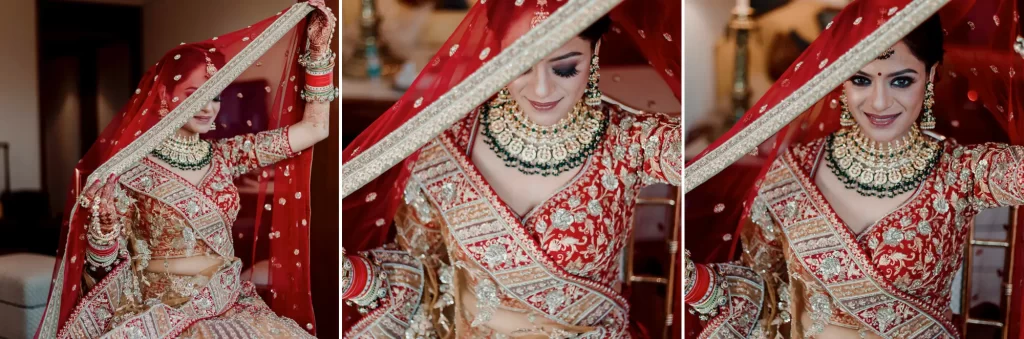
868, 82, 891, 112
528, 66, 552, 99
202, 100, 218, 114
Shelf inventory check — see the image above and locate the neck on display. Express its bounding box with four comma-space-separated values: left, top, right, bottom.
174, 129, 199, 139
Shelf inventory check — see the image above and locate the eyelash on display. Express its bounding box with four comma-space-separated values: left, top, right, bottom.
553, 65, 580, 78
849, 75, 916, 88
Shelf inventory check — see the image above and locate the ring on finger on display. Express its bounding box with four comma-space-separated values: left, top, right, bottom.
78, 195, 92, 208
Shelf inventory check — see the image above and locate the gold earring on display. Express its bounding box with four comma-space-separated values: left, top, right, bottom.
840, 91, 855, 127
158, 99, 170, 117
209, 122, 217, 131
920, 81, 936, 130
584, 53, 602, 107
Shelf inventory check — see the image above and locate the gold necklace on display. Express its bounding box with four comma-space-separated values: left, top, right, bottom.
825, 125, 941, 198
151, 134, 212, 171
480, 89, 607, 176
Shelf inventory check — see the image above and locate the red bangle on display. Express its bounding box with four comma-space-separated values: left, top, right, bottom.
685, 263, 711, 303
87, 242, 118, 256
343, 255, 368, 299
305, 71, 333, 87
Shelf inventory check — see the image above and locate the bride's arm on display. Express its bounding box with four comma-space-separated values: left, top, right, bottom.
687, 195, 789, 338
614, 106, 682, 186
343, 181, 449, 337
286, 102, 330, 153
957, 143, 1024, 209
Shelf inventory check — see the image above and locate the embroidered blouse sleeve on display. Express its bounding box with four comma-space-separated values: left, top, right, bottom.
214, 127, 298, 178
687, 194, 787, 338
956, 143, 1024, 209
618, 108, 682, 186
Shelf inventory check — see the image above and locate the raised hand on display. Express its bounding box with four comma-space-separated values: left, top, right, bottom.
78, 173, 121, 233
306, 1, 336, 60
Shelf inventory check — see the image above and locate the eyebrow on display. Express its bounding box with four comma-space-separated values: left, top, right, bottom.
549, 51, 583, 62
856, 69, 919, 77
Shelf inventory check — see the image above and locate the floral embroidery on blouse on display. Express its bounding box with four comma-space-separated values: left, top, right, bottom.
699, 137, 1024, 338
119, 128, 296, 260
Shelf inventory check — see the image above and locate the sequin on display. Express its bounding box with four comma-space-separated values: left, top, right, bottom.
601, 173, 619, 190
818, 257, 841, 279
587, 200, 603, 216
883, 228, 905, 245
545, 290, 566, 313
552, 209, 574, 230
479, 47, 491, 60
449, 44, 459, 57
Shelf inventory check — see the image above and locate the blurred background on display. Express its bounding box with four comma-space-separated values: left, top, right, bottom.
684, 1, 1014, 338
0, 1, 340, 338
339, 0, 682, 338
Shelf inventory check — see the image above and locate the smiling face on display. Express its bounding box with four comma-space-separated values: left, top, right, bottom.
171, 65, 222, 136
843, 41, 935, 142
499, 17, 595, 126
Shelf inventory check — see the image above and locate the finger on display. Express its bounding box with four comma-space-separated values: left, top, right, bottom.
83, 178, 103, 198
101, 174, 118, 199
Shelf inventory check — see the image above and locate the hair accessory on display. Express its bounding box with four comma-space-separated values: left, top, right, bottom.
877, 47, 895, 60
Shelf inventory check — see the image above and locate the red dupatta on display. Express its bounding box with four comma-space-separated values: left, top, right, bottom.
341, 0, 681, 331
684, 0, 1021, 336
35, 2, 335, 337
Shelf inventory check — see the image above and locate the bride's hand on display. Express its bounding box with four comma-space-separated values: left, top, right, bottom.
79, 173, 121, 232
306, 1, 336, 60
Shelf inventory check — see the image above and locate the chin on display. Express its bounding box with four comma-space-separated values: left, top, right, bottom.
859, 122, 914, 142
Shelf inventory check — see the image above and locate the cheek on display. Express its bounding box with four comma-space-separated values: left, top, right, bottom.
561, 74, 588, 95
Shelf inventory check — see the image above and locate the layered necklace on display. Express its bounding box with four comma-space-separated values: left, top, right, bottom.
151, 133, 213, 171
480, 90, 608, 176
825, 125, 941, 198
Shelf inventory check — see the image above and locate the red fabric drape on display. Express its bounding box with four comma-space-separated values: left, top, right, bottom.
36, 3, 332, 336
341, 0, 681, 332
684, 0, 1021, 336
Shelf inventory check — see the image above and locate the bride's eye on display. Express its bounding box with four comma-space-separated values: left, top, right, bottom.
890, 76, 915, 89
553, 64, 580, 78
850, 75, 871, 87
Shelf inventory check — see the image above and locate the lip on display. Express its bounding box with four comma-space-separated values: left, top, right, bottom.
192, 116, 214, 124
527, 98, 561, 112
864, 112, 901, 127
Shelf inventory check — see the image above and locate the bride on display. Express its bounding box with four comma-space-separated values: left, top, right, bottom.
342, 0, 681, 337
685, 0, 1022, 338
34, 1, 336, 338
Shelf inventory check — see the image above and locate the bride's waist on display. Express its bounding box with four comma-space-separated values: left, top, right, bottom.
144, 255, 232, 276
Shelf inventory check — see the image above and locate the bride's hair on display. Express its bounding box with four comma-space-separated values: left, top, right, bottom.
902, 15, 944, 70
485, 2, 611, 51
579, 15, 611, 49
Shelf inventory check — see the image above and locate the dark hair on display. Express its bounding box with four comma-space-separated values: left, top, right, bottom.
485, 1, 611, 51
901, 14, 944, 71
579, 15, 612, 48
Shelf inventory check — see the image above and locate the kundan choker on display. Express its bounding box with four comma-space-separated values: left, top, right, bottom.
480, 89, 607, 176
151, 133, 213, 171
825, 125, 941, 198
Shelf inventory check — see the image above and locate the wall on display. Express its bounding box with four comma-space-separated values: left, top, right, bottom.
0, 0, 40, 192
683, 0, 733, 131
142, 0, 293, 67
41, 58, 80, 211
